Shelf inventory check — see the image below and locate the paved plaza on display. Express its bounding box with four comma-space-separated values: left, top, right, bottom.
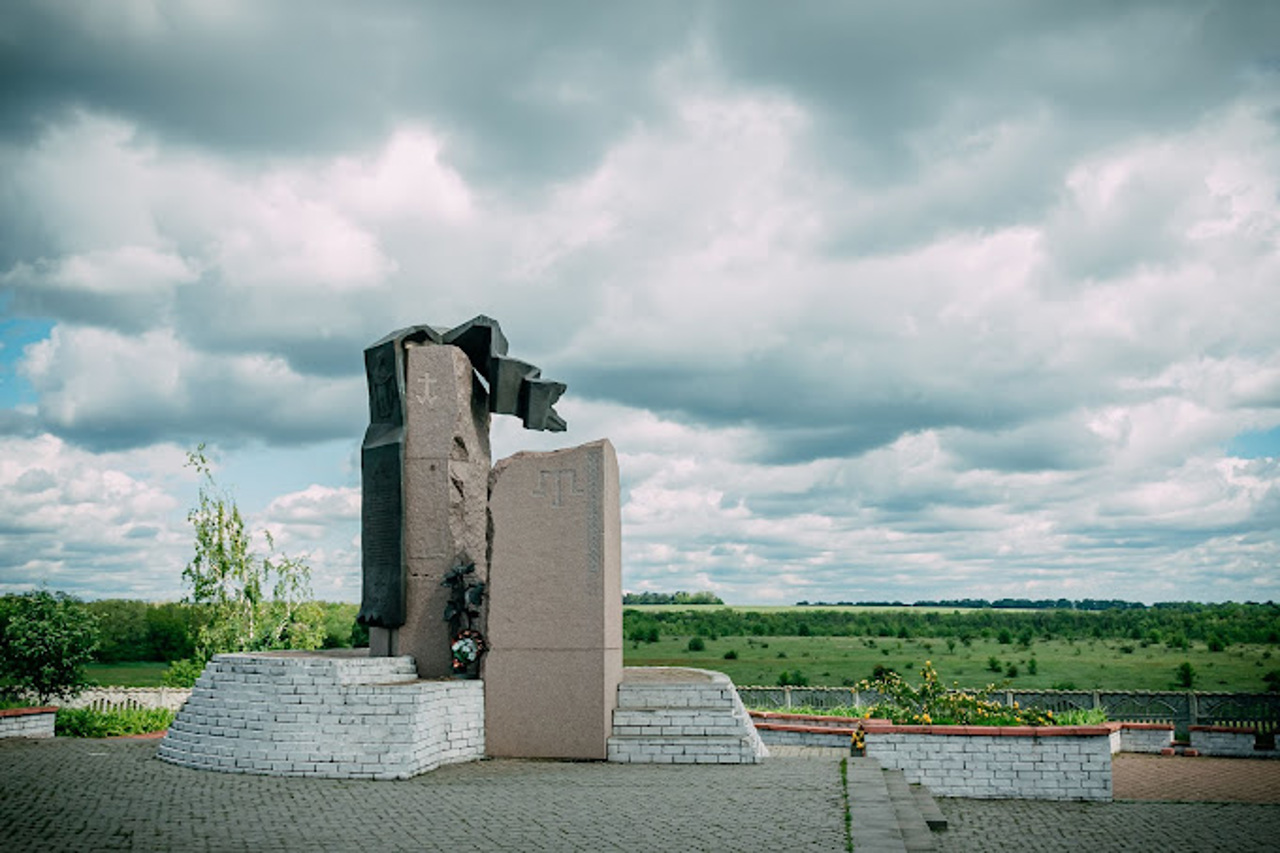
3, 737, 1280, 852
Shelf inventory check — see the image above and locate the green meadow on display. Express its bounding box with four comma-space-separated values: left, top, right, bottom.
622, 633, 1277, 692
618, 602, 1280, 692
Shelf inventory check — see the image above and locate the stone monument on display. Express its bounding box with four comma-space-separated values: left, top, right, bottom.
485, 440, 622, 759
357, 317, 566, 678
160, 315, 762, 779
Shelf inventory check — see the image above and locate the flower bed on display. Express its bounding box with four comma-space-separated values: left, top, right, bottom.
748, 662, 1182, 801
750, 711, 1176, 801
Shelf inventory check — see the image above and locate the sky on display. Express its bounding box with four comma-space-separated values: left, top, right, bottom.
1, 1, 1279, 606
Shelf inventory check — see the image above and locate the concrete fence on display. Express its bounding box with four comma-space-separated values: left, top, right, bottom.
61, 687, 193, 712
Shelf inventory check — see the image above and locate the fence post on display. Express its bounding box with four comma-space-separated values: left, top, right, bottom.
1189, 691, 1199, 728
1092, 690, 1101, 710
784, 687, 792, 709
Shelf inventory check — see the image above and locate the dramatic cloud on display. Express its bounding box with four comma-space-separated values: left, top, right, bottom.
1, 1, 1278, 602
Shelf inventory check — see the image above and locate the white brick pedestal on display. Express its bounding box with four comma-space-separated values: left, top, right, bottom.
158, 650, 483, 779
608, 667, 768, 764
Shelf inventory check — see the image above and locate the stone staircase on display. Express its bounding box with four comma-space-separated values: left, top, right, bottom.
845, 756, 947, 852
770, 748, 947, 852
607, 667, 768, 764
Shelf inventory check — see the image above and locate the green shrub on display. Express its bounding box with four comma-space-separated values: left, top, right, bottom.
0, 590, 99, 704
686, 636, 706, 652
1053, 707, 1108, 725
723, 649, 738, 660
1175, 661, 1196, 689
855, 662, 1053, 726
55, 707, 174, 738
161, 658, 205, 688
777, 670, 809, 686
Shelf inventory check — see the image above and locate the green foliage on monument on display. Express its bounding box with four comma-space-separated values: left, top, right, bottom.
0, 589, 100, 704
166, 446, 324, 685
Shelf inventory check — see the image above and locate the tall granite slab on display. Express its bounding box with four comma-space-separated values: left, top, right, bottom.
372, 343, 491, 677
484, 439, 622, 759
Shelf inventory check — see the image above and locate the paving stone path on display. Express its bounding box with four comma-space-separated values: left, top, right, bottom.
1113, 752, 1280, 804
5, 738, 1280, 852
935, 753, 1280, 853
0, 738, 846, 852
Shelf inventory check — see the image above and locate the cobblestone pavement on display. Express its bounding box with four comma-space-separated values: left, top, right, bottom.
7, 738, 1280, 852
1113, 752, 1280, 803
934, 799, 1280, 852
0, 738, 847, 852
937, 753, 1280, 853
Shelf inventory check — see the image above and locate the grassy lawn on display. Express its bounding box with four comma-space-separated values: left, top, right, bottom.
83, 636, 1277, 692
84, 661, 171, 688
623, 633, 1279, 692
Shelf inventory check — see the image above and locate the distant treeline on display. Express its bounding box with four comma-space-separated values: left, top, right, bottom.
799, 598, 1167, 611
622, 591, 724, 605
0, 597, 364, 664
624, 601, 1280, 647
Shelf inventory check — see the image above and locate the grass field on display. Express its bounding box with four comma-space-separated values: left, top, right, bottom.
84, 661, 171, 688
623, 633, 1279, 692
82, 639, 1277, 692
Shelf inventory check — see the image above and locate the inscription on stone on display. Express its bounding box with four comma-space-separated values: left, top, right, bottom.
358, 441, 404, 627
532, 468, 584, 507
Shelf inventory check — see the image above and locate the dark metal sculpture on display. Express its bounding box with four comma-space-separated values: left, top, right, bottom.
356, 316, 566, 630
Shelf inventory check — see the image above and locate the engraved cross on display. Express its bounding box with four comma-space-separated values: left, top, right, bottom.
416, 371, 439, 407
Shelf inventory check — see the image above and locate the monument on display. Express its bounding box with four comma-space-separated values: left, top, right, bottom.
355, 316, 627, 760
485, 440, 622, 759
160, 315, 762, 778
357, 317, 567, 678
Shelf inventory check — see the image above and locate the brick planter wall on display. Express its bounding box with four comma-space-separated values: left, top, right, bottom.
0, 706, 57, 739
748, 712, 1183, 801
1189, 725, 1279, 758
158, 651, 484, 779
1112, 722, 1173, 753
861, 720, 1113, 801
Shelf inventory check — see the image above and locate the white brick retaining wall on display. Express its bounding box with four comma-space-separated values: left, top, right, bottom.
863, 721, 1113, 801
158, 651, 484, 779
1189, 726, 1279, 758
608, 667, 767, 764
0, 706, 56, 738
1112, 722, 1173, 754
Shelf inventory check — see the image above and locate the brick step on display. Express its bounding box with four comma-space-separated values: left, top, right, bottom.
841, 757, 948, 852
883, 769, 943, 850
613, 709, 752, 738
845, 757, 908, 852
615, 687, 740, 710
911, 784, 948, 832
606, 734, 763, 764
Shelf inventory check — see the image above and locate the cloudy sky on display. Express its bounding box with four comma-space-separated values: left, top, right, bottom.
2, 1, 1278, 606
